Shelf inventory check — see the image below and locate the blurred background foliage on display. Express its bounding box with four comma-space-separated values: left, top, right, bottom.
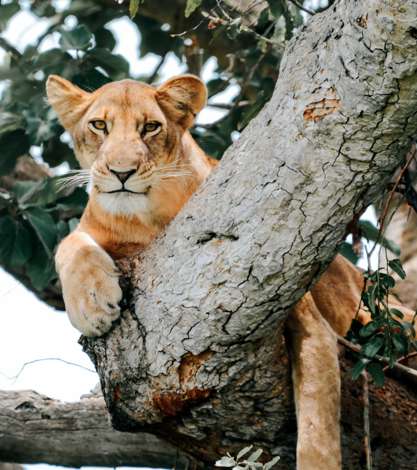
0, 0, 342, 307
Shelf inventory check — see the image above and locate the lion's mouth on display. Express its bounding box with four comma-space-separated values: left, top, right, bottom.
106, 187, 151, 195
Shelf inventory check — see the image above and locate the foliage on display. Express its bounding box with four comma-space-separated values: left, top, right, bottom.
0, 0, 324, 302
215, 446, 280, 470
347, 258, 417, 386
0, 176, 87, 293
337, 219, 401, 265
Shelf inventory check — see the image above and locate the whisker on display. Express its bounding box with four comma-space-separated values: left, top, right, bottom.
158, 172, 193, 179
56, 177, 91, 187
56, 172, 91, 192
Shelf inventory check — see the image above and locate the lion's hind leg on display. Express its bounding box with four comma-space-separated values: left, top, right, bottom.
287, 292, 342, 470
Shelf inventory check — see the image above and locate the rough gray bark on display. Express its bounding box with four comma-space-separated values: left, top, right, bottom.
79, 0, 417, 467
0, 390, 189, 468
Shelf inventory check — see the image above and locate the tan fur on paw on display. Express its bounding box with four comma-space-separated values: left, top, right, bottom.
60, 246, 123, 337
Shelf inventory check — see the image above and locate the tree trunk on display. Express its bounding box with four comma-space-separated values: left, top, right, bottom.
0, 390, 190, 468
78, 0, 417, 467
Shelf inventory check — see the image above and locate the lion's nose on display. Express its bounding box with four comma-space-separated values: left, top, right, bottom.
109, 168, 136, 184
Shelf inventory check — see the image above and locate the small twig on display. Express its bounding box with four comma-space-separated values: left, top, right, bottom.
367, 145, 416, 259
379, 146, 416, 237
382, 350, 417, 372
201, 10, 280, 46
215, 0, 232, 21
207, 100, 249, 110
195, 121, 218, 130
147, 54, 166, 84
35, 13, 65, 47
0, 37, 21, 58
287, 0, 315, 16
362, 371, 373, 470
337, 336, 417, 380
170, 19, 205, 38
0, 358, 96, 384
398, 350, 417, 363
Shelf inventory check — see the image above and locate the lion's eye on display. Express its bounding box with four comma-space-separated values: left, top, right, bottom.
89, 120, 107, 133
142, 122, 161, 134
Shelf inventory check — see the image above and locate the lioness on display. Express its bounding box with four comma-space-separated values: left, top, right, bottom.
46, 74, 413, 470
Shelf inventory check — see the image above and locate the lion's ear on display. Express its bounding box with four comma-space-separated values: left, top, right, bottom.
156, 74, 207, 129
46, 75, 91, 130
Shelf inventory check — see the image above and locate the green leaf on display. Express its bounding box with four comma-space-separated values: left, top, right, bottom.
31, 1, 56, 17
366, 362, 385, 387
247, 449, 263, 462
363, 284, 377, 315
0, 2, 19, 31
33, 48, 72, 75
351, 358, 367, 380
26, 240, 56, 291
0, 112, 24, 134
359, 321, 379, 338
215, 456, 235, 467
94, 27, 116, 50
338, 241, 359, 265
185, 0, 202, 17
390, 308, 404, 319
24, 207, 57, 257
264, 456, 281, 470
10, 222, 32, 266
378, 272, 395, 289
267, 0, 283, 18
0, 215, 31, 267
55, 187, 88, 215
237, 446, 253, 461
57, 220, 70, 242
129, 0, 143, 18
86, 49, 130, 78
388, 258, 406, 280
362, 335, 384, 358
0, 216, 16, 264
0, 129, 30, 176
392, 333, 409, 355
59, 25, 93, 50
72, 68, 112, 92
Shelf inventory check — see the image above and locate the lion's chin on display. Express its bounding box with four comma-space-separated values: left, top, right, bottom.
96, 191, 152, 218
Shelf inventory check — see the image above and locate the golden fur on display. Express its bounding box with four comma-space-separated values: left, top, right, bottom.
47, 75, 413, 470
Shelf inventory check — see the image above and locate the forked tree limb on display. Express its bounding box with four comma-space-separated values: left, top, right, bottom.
79, 0, 417, 467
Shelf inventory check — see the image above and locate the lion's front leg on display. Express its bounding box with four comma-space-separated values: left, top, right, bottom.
56, 230, 123, 337
287, 293, 342, 470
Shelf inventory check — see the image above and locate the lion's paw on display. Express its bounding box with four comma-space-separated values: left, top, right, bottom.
60, 247, 123, 337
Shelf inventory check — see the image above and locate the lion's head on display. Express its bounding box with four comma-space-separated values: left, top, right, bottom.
46, 74, 207, 217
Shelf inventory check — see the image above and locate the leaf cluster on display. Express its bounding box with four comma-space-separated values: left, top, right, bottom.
347, 259, 417, 386
0, 177, 87, 295
215, 446, 280, 470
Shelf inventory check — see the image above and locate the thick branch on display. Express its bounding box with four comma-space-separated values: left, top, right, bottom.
84, 0, 417, 467
0, 390, 189, 468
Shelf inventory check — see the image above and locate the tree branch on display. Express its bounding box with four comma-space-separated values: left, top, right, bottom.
0, 390, 190, 468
